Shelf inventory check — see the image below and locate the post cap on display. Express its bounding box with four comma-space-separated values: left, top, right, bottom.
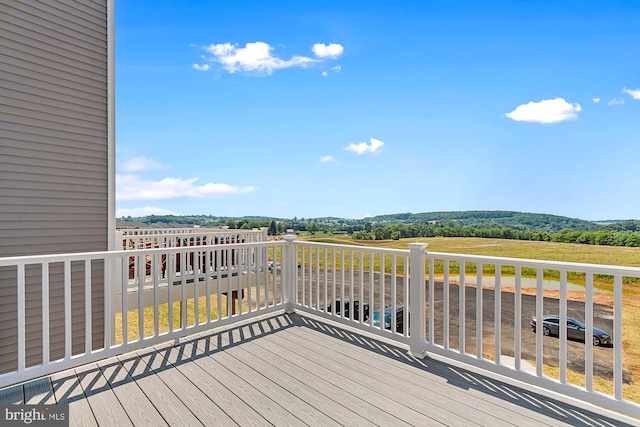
407, 242, 428, 252
283, 233, 297, 242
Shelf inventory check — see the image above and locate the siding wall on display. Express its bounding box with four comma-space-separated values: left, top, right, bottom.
0, 0, 110, 374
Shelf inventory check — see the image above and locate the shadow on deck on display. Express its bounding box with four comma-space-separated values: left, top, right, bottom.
1, 312, 636, 426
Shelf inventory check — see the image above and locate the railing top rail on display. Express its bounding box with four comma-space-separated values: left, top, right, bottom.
427, 250, 640, 276
118, 228, 264, 236
0, 240, 284, 266
293, 240, 409, 257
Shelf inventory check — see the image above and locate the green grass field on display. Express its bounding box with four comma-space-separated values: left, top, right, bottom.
303, 235, 640, 267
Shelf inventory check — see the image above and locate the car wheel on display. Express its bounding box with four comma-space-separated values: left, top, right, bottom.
543, 326, 551, 336
593, 336, 601, 347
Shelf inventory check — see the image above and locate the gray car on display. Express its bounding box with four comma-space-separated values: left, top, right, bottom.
530, 315, 611, 346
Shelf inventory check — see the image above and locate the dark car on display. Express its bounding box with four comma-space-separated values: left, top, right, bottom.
372, 305, 405, 334
530, 315, 611, 346
325, 299, 369, 322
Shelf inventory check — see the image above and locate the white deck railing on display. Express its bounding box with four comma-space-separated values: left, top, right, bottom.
118, 227, 267, 250
290, 238, 640, 419
119, 229, 264, 286
1, 233, 639, 418
0, 239, 284, 389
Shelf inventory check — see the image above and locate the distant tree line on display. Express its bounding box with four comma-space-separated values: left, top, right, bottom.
118, 213, 640, 248
351, 222, 640, 247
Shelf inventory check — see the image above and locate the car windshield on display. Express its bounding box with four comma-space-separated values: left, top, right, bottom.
570, 318, 586, 329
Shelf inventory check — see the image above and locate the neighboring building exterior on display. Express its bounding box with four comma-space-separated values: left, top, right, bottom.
0, 1, 114, 373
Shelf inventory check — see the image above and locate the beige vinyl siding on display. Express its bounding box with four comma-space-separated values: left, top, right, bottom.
0, 0, 109, 374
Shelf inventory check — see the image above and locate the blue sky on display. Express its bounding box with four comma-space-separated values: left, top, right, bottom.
115, 1, 640, 221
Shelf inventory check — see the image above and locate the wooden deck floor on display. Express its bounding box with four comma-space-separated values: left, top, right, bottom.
1, 312, 636, 426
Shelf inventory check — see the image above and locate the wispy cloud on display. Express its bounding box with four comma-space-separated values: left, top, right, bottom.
119, 156, 168, 172
622, 87, 640, 99
505, 98, 581, 124
608, 97, 625, 106
116, 206, 181, 218
320, 155, 336, 163
312, 43, 344, 59
117, 175, 255, 201
194, 41, 344, 76
344, 138, 384, 155
592, 98, 601, 103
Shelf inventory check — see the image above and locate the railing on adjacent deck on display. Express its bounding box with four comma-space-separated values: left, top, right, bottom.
118, 227, 267, 254
119, 227, 267, 291
1, 233, 639, 418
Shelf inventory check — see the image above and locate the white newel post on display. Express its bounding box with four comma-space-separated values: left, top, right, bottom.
408, 242, 428, 358
110, 230, 125, 345
282, 232, 297, 314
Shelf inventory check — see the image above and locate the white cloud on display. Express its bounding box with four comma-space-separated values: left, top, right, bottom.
505, 98, 581, 124
320, 155, 336, 163
593, 98, 601, 103
312, 43, 344, 59
119, 157, 168, 172
608, 97, 625, 106
192, 63, 210, 71
322, 65, 341, 77
344, 138, 385, 155
202, 42, 317, 75
117, 174, 255, 201
622, 87, 640, 99
116, 206, 181, 218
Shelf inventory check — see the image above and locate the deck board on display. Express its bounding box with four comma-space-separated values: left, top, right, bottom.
221, 330, 411, 426
1, 312, 637, 427
286, 330, 548, 426
115, 352, 204, 426
151, 342, 267, 426
23, 377, 55, 404
75, 363, 133, 427
213, 337, 343, 427
185, 335, 308, 425
96, 358, 169, 427
50, 370, 98, 427
259, 325, 472, 426
134, 346, 235, 426
280, 322, 539, 425
220, 328, 381, 426
0, 383, 23, 404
